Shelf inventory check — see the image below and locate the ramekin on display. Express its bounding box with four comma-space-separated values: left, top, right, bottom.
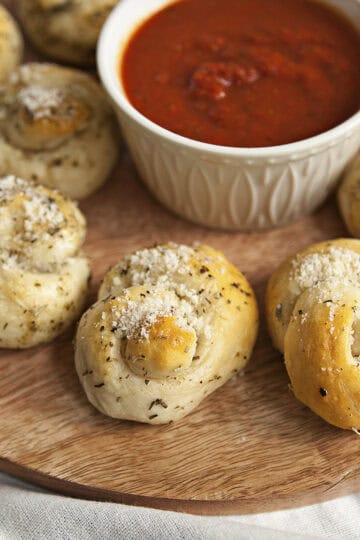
98, 0, 360, 231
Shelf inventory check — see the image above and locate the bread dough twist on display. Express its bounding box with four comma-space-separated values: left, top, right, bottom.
19, 0, 117, 65
0, 175, 90, 348
75, 243, 259, 424
338, 154, 360, 238
0, 63, 119, 199
266, 238, 360, 430
0, 6, 23, 82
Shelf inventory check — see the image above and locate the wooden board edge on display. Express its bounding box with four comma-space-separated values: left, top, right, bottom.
1, 457, 359, 515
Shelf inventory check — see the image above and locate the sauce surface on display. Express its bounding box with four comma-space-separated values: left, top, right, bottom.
122, 0, 360, 148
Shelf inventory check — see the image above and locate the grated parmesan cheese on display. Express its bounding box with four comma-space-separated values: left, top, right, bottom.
292, 247, 360, 291
288, 246, 360, 339
17, 85, 65, 120
0, 175, 64, 242
0, 176, 67, 271
106, 244, 222, 341
111, 291, 176, 341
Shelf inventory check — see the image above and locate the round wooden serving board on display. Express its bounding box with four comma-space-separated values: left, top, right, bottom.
2, 156, 360, 515
1, 0, 360, 516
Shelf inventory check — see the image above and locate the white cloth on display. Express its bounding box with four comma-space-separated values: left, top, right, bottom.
1, 473, 359, 539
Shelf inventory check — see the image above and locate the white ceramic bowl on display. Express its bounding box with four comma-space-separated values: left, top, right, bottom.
98, 0, 360, 231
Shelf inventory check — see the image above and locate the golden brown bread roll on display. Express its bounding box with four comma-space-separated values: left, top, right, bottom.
266, 238, 360, 353
18, 0, 117, 66
75, 243, 259, 424
285, 284, 360, 431
0, 5, 23, 82
266, 238, 360, 430
0, 175, 90, 348
0, 63, 119, 199
338, 154, 360, 238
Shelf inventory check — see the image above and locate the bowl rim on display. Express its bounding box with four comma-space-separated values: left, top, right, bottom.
97, 0, 360, 158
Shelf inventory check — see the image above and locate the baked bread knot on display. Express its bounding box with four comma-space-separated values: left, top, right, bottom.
266, 238, 360, 430
0, 175, 90, 348
18, 0, 117, 66
338, 154, 360, 238
0, 5, 23, 82
75, 243, 259, 424
0, 63, 119, 199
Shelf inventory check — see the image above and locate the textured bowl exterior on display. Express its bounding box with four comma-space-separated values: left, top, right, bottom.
99, 0, 360, 231
118, 112, 360, 230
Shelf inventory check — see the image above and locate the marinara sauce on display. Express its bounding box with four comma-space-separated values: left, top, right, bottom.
122, 0, 360, 148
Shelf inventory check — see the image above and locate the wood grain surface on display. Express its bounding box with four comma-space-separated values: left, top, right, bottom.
1, 0, 360, 516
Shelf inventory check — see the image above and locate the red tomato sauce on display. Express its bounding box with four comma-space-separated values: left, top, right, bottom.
121, 0, 360, 148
